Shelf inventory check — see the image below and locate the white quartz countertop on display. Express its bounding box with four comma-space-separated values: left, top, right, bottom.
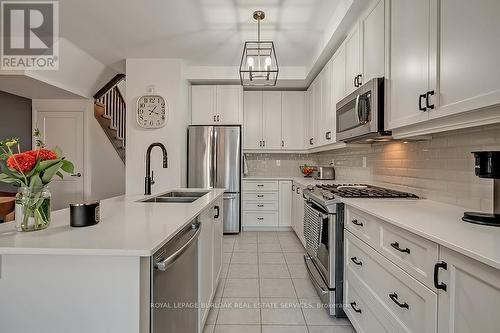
0, 188, 225, 257
342, 198, 500, 270
244, 175, 500, 270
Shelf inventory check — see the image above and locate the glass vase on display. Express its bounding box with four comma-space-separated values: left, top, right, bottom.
15, 186, 51, 232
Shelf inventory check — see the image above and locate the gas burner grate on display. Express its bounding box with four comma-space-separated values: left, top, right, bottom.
315, 184, 418, 199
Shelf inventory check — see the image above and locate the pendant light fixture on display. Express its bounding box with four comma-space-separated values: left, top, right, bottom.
239, 10, 279, 86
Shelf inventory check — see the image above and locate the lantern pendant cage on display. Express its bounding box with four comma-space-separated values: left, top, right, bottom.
239, 10, 279, 86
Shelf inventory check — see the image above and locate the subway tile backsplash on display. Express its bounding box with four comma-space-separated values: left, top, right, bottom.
245, 124, 500, 211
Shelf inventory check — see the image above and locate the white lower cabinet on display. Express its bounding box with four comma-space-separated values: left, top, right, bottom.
198, 198, 223, 331
292, 181, 306, 248
345, 230, 437, 333
437, 246, 500, 333
242, 180, 294, 231
344, 204, 500, 333
278, 181, 292, 227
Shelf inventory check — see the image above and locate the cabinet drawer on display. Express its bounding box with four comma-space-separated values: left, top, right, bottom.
243, 192, 278, 201
379, 221, 438, 290
345, 231, 437, 333
243, 181, 279, 192
243, 212, 278, 227
345, 273, 392, 333
345, 206, 380, 248
243, 201, 278, 212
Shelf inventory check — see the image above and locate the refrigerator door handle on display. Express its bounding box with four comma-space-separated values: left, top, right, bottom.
211, 127, 217, 188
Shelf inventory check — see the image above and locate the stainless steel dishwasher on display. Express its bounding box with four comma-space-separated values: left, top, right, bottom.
151, 220, 201, 333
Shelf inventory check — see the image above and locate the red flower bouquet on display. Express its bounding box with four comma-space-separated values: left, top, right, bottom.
0, 129, 75, 231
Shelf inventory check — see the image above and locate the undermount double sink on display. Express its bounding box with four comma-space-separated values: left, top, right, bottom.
140, 190, 209, 203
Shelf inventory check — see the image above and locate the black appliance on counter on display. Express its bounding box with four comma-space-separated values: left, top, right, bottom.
463, 151, 500, 226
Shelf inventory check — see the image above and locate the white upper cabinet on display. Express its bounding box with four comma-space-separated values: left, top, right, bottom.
305, 86, 314, 148
311, 77, 322, 147
361, 0, 385, 83
262, 91, 282, 150
345, 25, 362, 95
331, 44, 346, 142
243, 91, 262, 150
191, 86, 217, 124
388, 0, 433, 129
281, 91, 306, 150
435, 0, 500, 119
216, 85, 243, 124
319, 61, 333, 146
191, 85, 242, 125
437, 246, 500, 333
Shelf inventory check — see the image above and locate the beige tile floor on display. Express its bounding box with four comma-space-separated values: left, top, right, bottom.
203, 231, 355, 333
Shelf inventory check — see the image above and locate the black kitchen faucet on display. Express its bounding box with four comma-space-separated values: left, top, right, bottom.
145, 142, 168, 195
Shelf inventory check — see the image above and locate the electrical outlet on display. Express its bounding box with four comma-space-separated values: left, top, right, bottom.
276, 160, 281, 167
362, 156, 367, 168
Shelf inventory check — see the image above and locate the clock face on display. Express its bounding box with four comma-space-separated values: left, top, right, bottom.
137, 95, 167, 128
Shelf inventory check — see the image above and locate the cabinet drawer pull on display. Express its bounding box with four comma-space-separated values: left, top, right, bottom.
426, 90, 435, 110
257, 204, 264, 207
292, 184, 295, 191
357, 74, 363, 86
434, 261, 448, 291
390, 241, 410, 254
257, 195, 264, 198
389, 293, 409, 309
325, 131, 332, 140
217, 115, 220, 122
350, 257, 363, 266
214, 205, 220, 219
296, 187, 300, 194
419, 93, 427, 111
350, 302, 362, 313
257, 217, 264, 221
354, 76, 359, 88
213, 115, 217, 122
351, 219, 363, 227
257, 184, 264, 187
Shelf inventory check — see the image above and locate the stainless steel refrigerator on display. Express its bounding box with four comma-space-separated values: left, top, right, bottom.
187, 126, 241, 233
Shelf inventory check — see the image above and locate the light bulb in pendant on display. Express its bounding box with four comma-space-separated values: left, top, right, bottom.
265, 56, 272, 70
247, 57, 254, 71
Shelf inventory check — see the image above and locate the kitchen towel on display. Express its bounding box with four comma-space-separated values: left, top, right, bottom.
243, 153, 249, 176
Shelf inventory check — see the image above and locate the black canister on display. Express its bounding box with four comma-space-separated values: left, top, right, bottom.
70, 202, 100, 227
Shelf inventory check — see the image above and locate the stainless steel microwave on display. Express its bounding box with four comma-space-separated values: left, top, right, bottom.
336, 77, 391, 142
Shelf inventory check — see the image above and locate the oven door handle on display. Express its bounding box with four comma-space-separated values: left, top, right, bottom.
304, 254, 330, 295
305, 200, 329, 220
355, 94, 361, 124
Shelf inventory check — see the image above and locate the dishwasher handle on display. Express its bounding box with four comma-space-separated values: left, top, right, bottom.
155, 222, 201, 272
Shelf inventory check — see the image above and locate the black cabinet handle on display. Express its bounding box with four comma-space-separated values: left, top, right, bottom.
434, 261, 448, 291
419, 93, 427, 111
214, 205, 220, 219
263, 140, 266, 147
281, 140, 285, 148
292, 184, 295, 191
354, 76, 359, 87
213, 115, 217, 122
257, 217, 264, 221
390, 241, 410, 254
217, 115, 220, 122
350, 302, 362, 313
257, 204, 264, 207
296, 187, 300, 194
257, 195, 264, 198
350, 257, 363, 266
257, 184, 264, 187
357, 74, 363, 86
309, 138, 314, 145
389, 293, 409, 309
351, 219, 363, 227
325, 131, 332, 140
426, 90, 435, 110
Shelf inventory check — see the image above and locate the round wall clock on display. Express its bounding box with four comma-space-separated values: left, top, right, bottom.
136, 94, 167, 128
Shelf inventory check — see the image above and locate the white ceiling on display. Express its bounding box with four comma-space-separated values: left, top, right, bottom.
59, 0, 340, 68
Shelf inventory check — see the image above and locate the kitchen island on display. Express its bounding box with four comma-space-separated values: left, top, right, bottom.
0, 188, 225, 333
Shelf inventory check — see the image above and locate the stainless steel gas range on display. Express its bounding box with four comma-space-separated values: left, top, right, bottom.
302, 184, 418, 317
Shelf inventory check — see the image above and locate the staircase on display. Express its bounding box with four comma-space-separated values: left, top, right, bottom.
93, 74, 126, 163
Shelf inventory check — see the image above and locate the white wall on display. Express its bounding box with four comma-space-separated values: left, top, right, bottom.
125, 59, 189, 195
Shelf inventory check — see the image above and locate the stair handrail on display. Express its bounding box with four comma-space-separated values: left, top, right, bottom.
93, 73, 126, 100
